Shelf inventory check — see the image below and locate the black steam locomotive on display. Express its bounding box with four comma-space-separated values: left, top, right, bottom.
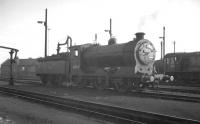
36, 32, 163, 92
154, 52, 200, 83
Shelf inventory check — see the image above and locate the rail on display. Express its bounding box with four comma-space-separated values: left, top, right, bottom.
0, 86, 199, 124
132, 90, 200, 103
1, 79, 200, 103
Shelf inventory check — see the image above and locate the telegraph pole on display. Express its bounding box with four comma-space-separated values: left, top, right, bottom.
37, 8, 48, 58
44, 8, 48, 57
109, 18, 112, 38
94, 33, 97, 44
173, 41, 176, 53
161, 41, 163, 59
163, 27, 165, 57
105, 18, 112, 38
159, 26, 166, 57
163, 27, 166, 73
47, 28, 50, 56
173, 41, 176, 72
159, 26, 166, 73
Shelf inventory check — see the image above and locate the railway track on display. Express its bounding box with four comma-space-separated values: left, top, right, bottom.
0, 86, 199, 124
132, 89, 200, 103
156, 87, 200, 94
1, 79, 200, 103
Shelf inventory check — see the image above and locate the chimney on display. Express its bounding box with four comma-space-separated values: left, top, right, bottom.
135, 32, 145, 41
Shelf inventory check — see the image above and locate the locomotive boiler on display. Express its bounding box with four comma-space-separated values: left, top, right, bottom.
82, 33, 155, 75
36, 32, 157, 92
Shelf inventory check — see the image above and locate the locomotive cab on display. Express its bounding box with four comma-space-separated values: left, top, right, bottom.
69, 43, 94, 75
69, 44, 96, 86
69, 45, 81, 75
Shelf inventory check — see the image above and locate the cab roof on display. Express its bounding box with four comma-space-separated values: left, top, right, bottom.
164, 52, 200, 58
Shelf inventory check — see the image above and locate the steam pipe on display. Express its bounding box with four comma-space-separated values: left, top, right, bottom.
57, 36, 72, 54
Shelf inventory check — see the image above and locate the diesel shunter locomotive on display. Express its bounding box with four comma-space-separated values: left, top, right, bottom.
36, 32, 159, 92
155, 52, 200, 83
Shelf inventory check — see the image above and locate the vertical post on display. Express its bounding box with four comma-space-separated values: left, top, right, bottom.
47, 28, 50, 56
159, 27, 166, 74
161, 41, 163, 60
44, 8, 48, 57
109, 18, 112, 38
163, 26, 165, 57
173, 41, 176, 72
94, 33, 97, 43
163, 27, 166, 74
173, 41, 176, 53
9, 49, 14, 85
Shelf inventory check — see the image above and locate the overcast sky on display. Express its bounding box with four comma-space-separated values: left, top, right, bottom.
0, 0, 200, 64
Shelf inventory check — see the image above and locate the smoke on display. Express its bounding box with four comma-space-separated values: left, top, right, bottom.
137, 11, 159, 31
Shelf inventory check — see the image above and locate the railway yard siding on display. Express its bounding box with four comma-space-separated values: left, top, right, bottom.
1, 83, 199, 121
0, 91, 113, 124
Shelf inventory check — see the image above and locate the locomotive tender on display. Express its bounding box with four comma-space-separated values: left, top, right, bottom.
37, 32, 157, 92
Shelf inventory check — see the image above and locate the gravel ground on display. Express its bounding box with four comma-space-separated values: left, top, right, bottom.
1, 82, 200, 121
0, 94, 113, 124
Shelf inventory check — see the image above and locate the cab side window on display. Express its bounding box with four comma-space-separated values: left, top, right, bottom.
74, 50, 79, 57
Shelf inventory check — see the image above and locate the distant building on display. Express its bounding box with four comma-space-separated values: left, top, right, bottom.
0, 58, 39, 80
